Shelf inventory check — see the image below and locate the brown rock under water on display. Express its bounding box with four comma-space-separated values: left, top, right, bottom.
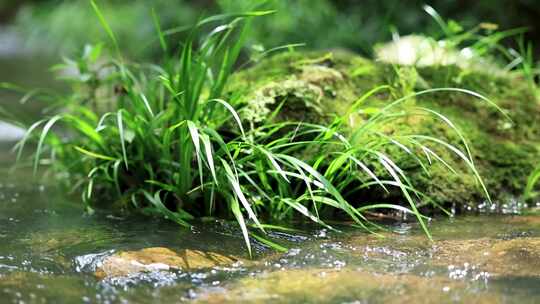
432, 237, 540, 277
95, 247, 239, 279
195, 268, 502, 304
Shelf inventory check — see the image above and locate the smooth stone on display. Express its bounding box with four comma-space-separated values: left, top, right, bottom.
195, 268, 501, 304
95, 247, 239, 279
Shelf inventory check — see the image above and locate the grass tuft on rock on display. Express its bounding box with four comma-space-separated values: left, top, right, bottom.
2, 5, 507, 254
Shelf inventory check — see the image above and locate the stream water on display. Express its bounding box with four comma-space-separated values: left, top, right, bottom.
0, 142, 540, 303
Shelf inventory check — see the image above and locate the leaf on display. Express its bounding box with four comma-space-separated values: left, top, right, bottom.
90, 0, 120, 55
220, 158, 264, 232
142, 190, 190, 227
117, 110, 129, 170
200, 133, 217, 184
229, 196, 252, 258
187, 121, 204, 189
250, 232, 288, 252
151, 7, 168, 53
74, 146, 117, 161
139, 93, 155, 117
209, 99, 245, 138
34, 115, 63, 174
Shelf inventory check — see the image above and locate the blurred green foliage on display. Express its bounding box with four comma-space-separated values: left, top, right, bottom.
12, 1, 201, 58
5, 0, 540, 59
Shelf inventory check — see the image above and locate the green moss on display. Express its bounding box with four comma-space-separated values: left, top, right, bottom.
229, 50, 384, 128
229, 50, 540, 208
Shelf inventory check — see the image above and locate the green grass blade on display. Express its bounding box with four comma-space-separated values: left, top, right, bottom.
15, 119, 45, 162
209, 99, 245, 137
117, 110, 129, 170
378, 154, 432, 240
200, 133, 218, 184
221, 158, 264, 232
151, 7, 168, 53
139, 93, 155, 117
74, 146, 117, 161
187, 121, 204, 189
229, 196, 252, 258
34, 115, 63, 174
143, 190, 190, 227
250, 232, 288, 252
90, 0, 120, 55
257, 146, 290, 182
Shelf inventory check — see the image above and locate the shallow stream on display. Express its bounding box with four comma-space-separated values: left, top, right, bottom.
1, 142, 540, 304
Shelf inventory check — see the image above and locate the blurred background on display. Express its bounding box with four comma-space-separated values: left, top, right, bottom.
1, 0, 539, 134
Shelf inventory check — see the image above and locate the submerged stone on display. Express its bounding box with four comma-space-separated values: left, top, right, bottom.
432, 237, 540, 277
195, 268, 500, 304
20, 227, 115, 270
0, 272, 87, 303
340, 216, 540, 278
95, 247, 239, 279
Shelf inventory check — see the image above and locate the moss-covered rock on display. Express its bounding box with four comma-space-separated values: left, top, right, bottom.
229, 51, 382, 127
229, 49, 540, 210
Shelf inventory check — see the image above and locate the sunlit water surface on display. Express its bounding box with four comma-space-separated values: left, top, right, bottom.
0, 143, 540, 304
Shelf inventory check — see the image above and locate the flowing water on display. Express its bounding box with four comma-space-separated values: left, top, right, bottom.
0, 143, 540, 304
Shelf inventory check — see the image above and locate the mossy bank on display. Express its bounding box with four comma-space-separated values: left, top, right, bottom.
229, 50, 540, 212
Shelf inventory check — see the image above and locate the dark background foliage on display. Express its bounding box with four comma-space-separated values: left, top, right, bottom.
1, 0, 539, 58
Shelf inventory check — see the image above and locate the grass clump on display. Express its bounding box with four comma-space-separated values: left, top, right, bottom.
3, 3, 494, 254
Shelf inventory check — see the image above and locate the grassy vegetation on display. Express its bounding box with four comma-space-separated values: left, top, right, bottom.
228, 6, 540, 210
3, 3, 534, 254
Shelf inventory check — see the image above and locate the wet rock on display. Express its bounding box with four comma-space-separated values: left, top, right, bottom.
0, 272, 86, 303
21, 227, 114, 270
433, 237, 540, 277
195, 268, 500, 304
343, 219, 540, 278
95, 247, 239, 279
